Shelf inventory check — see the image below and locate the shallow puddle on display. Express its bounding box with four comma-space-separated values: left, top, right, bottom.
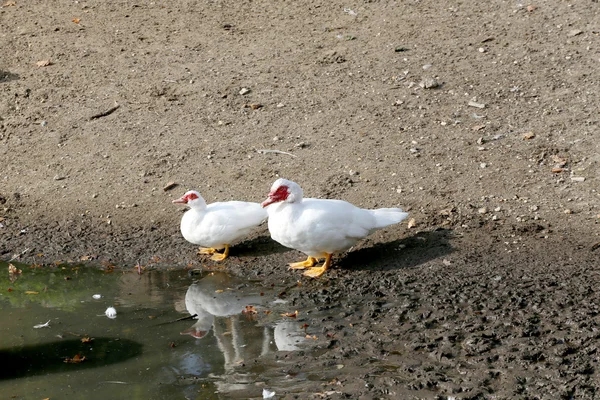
0, 262, 309, 399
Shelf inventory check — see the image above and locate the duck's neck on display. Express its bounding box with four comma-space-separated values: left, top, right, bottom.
189, 196, 208, 211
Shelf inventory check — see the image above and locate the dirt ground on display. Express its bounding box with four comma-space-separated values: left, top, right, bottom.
1, 0, 600, 398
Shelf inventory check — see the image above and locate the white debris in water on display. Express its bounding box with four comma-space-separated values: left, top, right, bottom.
34, 320, 51, 329
92, 294, 102, 300
262, 388, 276, 399
105, 307, 117, 319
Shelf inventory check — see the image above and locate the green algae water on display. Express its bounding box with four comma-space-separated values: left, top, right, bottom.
0, 262, 308, 399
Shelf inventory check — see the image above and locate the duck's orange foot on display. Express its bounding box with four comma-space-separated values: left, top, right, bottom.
303, 266, 327, 278
302, 254, 332, 278
198, 247, 217, 255
288, 256, 317, 270
209, 244, 230, 262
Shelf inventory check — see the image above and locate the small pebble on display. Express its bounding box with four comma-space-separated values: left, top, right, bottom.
480, 162, 487, 169
239, 87, 251, 95
419, 77, 439, 89
92, 294, 102, 299
571, 176, 585, 182
478, 207, 487, 214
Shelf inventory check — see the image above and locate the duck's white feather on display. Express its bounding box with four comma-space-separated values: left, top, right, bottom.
265, 180, 408, 258
178, 192, 267, 249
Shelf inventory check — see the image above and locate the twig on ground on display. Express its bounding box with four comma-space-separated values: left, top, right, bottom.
257, 149, 296, 157
90, 103, 120, 120
9, 248, 30, 261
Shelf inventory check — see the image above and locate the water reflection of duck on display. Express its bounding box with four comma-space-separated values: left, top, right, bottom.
180, 272, 305, 369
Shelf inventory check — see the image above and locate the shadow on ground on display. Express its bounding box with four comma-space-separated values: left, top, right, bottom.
0, 70, 19, 83
0, 337, 143, 380
231, 234, 291, 257
339, 228, 454, 272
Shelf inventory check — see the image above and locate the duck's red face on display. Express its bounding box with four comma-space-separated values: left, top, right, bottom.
261, 185, 289, 207
172, 191, 199, 204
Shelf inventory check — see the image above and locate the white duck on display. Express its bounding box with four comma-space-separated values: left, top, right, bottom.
261, 178, 409, 277
173, 190, 267, 261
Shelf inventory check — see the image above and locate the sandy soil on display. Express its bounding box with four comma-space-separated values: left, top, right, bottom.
1, 0, 600, 398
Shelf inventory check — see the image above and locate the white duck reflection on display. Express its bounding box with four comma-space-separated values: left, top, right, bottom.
180, 271, 305, 370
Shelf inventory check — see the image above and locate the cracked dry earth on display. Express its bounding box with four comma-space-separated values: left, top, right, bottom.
1, 0, 600, 398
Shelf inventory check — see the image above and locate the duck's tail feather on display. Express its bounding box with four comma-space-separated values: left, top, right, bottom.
370, 208, 409, 229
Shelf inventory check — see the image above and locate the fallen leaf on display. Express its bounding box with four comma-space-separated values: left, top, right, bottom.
64, 354, 86, 363
25, 291, 39, 295
2, 1, 16, 6
36, 59, 53, 67
522, 131, 535, 140
8, 263, 21, 275
215, 289, 224, 293
281, 310, 298, 318
551, 154, 567, 167
551, 167, 565, 173
407, 218, 417, 229
81, 336, 93, 343
242, 305, 257, 315
526, 5, 537, 12
264, 310, 272, 315
80, 255, 96, 261
72, 18, 80, 24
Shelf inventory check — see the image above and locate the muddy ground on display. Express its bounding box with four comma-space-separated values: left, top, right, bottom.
1, 0, 599, 398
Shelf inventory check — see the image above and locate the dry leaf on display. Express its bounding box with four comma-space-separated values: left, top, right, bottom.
2, 1, 16, 6
551, 154, 567, 167
64, 354, 86, 363
215, 289, 224, 293
72, 18, 80, 24
80, 255, 96, 261
522, 131, 535, 140
25, 291, 39, 295
407, 218, 417, 229
36, 59, 53, 67
8, 263, 21, 275
242, 305, 257, 315
281, 310, 298, 318
526, 5, 537, 12
551, 167, 565, 173
81, 336, 93, 343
